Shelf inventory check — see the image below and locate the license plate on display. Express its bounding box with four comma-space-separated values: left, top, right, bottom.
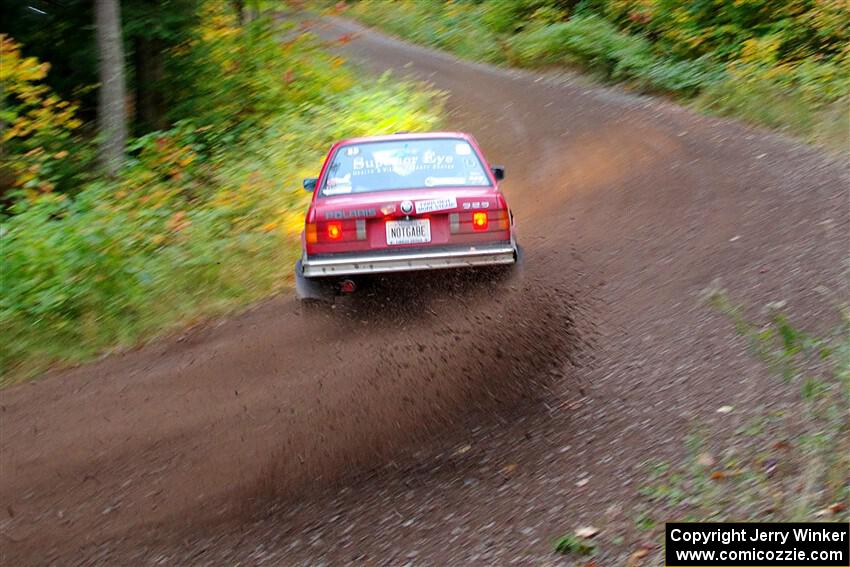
385, 219, 431, 245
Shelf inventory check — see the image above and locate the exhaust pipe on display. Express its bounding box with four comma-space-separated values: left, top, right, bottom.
339, 279, 357, 294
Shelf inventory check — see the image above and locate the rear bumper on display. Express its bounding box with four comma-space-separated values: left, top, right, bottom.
301, 243, 517, 278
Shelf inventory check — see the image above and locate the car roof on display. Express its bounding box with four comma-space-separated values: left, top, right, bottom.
333, 131, 476, 146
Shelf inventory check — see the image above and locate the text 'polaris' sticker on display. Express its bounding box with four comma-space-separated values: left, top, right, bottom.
415, 196, 457, 214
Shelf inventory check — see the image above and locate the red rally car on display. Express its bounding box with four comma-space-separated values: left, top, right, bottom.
295, 132, 518, 302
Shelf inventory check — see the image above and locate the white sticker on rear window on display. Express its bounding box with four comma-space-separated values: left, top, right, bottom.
324, 174, 352, 195
324, 186, 352, 195
424, 176, 466, 187
455, 143, 472, 155
415, 196, 457, 214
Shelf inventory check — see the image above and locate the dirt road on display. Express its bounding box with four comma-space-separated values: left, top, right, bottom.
1, 17, 847, 566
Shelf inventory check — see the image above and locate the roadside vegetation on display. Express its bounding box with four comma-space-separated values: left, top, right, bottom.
553, 293, 849, 563
0, 2, 441, 384
339, 0, 849, 150
629, 293, 849, 560
679, 291, 850, 522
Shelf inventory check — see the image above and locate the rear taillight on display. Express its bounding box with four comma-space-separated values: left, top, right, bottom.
449, 210, 508, 234
472, 211, 488, 231
327, 221, 343, 240
311, 219, 367, 243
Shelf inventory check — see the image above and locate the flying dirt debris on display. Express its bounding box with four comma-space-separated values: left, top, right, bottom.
256, 273, 588, 502
1, 258, 589, 565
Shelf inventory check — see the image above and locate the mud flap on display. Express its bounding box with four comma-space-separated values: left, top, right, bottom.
513, 243, 524, 272
295, 260, 335, 304
503, 243, 525, 285
481, 243, 524, 286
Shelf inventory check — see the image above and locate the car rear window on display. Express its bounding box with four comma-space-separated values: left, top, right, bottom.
321, 138, 491, 196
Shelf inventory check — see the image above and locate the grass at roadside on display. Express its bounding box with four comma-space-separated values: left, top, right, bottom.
691, 291, 850, 518
337, 0, 848, 151
551, 293, 848, 563
629, 293, 849, 556
0, 15, 442, 385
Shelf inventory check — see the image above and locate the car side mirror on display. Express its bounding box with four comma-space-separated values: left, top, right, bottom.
303, 178, 318, 192
491, 166, 505, 181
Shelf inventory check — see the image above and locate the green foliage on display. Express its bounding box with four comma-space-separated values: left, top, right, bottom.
122, 0, 205, 132
347, 0, 508, 63
0, 35, 91, 198
505, 12, 725, 95
630, 292, 849, 531
706, 292, 849, 409
0, 0, 98, 118
345, 0, 850, 148
0, 0, 210, 131
553, 533, 596, 556
0, 8, 442, 383
696, 55, 850, 147
508, 15, 647, 72
168, 10, 353, 132
604, 0, 850, 64
481, 0, 567, 33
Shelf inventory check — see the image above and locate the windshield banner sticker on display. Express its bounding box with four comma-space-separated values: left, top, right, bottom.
372, 150, 418, 176
415, 196, 457, 214
323, 139, 490, 195
422, 151, 454, 166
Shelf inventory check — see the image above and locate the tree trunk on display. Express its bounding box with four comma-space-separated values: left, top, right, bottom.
134, 36, 167, 133
95, 0, 127, 176
232, 0, 245, 24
